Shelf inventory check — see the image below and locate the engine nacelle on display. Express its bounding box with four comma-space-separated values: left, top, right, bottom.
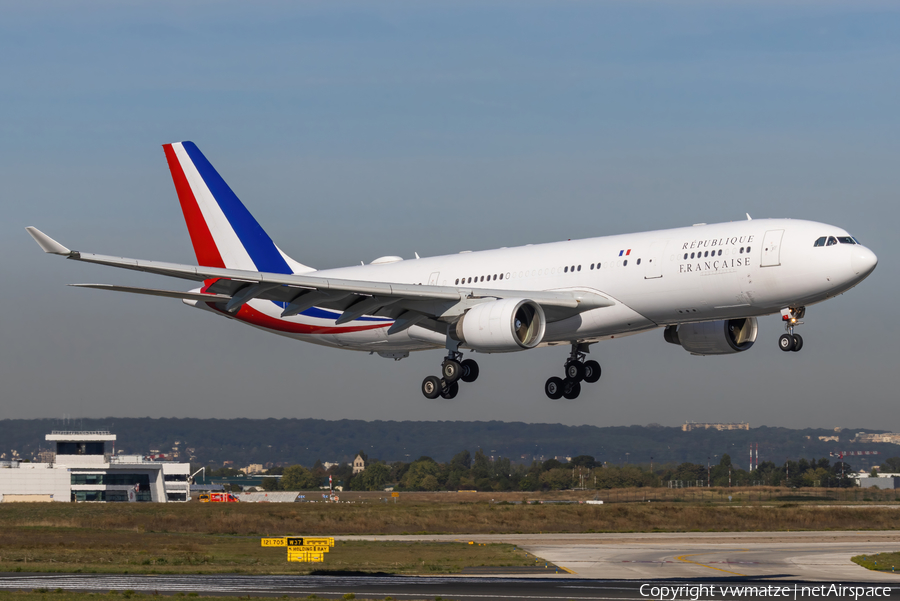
664, 317, 758, 356
452, 298, 546, 353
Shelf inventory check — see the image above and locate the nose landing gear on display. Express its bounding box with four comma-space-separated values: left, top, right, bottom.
545, 343, 601, 399
421, 350, 479, 399
778, 307, 806, 352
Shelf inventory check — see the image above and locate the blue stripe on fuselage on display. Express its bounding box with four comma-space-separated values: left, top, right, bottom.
271, 301, 392, 323
181, 142, 292, 275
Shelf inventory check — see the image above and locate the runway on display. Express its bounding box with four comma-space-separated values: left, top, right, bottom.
1, 532, 898, 599
339, 531, 900, 581
0, 573, 898, 600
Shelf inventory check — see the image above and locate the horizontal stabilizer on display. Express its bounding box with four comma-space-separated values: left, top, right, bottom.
26, 227, 71, 255
70, 284, 231, 302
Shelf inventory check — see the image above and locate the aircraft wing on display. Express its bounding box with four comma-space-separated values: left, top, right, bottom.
27, 227, 614, 326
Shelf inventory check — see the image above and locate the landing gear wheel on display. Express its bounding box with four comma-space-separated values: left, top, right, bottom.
562, 378, 582, 400
791, 334, 804, 352
583, 360, 601, 383
545, 377, 564, 400
441, 359, 462, 382
422, 375, 442, 399
565, 361, 586, 382
460, 359, 480, 383
440, 380, 460, 399
778, 334, 794, 352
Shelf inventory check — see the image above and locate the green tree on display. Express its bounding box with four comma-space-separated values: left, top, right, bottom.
571, 455, 596, 468
281, 465, 320, 490
350, 463, 391, 491
881, 457, 900, 473
400, 457, 440, 490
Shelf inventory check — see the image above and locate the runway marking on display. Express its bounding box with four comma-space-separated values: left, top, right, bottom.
557, 565, 577, 574
675, 549, 749, 576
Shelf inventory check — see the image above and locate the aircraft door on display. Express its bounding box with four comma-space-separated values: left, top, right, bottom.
428, 272, 440, 285
761, 230, 784, 267
643, 240, 668, 279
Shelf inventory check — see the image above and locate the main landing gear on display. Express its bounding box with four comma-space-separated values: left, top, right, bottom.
545, 343, 601, 400
421, 351, 479, 399
778, 306, 806, 353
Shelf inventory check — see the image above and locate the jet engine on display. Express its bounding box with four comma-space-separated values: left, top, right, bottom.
452, 298, 546, 353
664, 317, 758, 355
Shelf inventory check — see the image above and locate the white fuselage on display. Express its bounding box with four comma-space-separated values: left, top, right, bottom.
199, 218, 876, 353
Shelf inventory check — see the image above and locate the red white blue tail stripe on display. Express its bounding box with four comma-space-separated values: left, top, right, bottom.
163, 141, 391, 336
163, 141, 312, 274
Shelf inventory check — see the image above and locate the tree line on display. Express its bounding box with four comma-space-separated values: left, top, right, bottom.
205, 450, 880, 492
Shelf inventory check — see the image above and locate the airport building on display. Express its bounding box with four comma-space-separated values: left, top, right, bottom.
0, 431, 191, 503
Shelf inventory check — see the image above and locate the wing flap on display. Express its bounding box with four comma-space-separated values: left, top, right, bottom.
70, 284, 230, 302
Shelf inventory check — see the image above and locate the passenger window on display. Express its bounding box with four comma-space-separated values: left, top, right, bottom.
564, 266, 568, 273
636, 258, 641, 265
683, 253, 688, 260
704, 251, 709, 258
623, 260, 628, 266
717, 249, 722, 256
577, 265, 581, 271
826, 237, 837, 246
690, 252, 695, 259
493, 274, 497, 280
455, 279, 459, 285
590, 263, 594, 270
814, 237, 827, 247
499, 273, 504, 280
739, 247, 744, 254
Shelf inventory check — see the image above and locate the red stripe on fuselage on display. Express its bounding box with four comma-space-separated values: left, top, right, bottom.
210, 303, 392, 335
163, 144, 225, 269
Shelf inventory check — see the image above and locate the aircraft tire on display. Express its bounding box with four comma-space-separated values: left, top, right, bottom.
562, 379, 581, 400
778, 334, 794, 352
442, 359, 462, 382
545, 377, 564, 400
461, 359, 480, 383
565, 361, 586, 382
792, 334, 804, 352
422, 375, 442, 399
583, 360, 601, 383
440, 380, 460, 399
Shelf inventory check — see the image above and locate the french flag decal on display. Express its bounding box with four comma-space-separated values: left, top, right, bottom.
618, 249, 631, 256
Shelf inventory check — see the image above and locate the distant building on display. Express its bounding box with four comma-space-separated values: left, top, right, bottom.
0, 431, 190, 503
353, 454, 366, 474
241, 464, 264, 475
682, 422, 750, 432
853, 433, 900, 445
818, 436, 839, 442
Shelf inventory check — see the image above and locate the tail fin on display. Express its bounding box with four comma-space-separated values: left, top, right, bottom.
162, 141, 314, 274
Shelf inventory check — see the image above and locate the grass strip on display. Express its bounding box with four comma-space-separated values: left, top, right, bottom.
2, 501, 899, 536
851, 552, 900, 573
0, 526, 546, 576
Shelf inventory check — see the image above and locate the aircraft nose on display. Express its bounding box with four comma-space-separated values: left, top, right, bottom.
851, 246, 877, 277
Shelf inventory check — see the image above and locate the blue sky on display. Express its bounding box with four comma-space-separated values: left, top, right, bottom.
2, 1, 898, 430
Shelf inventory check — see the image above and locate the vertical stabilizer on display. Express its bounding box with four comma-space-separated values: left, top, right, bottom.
162, 141, 314, 274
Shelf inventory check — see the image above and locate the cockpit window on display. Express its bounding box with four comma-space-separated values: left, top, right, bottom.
837, 236, 856, 245
826, 236, 838, 246
814, 236, 827, 247
852, 237, 861, 244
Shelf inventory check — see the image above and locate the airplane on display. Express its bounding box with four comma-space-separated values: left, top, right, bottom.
26, 141, 878, 400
